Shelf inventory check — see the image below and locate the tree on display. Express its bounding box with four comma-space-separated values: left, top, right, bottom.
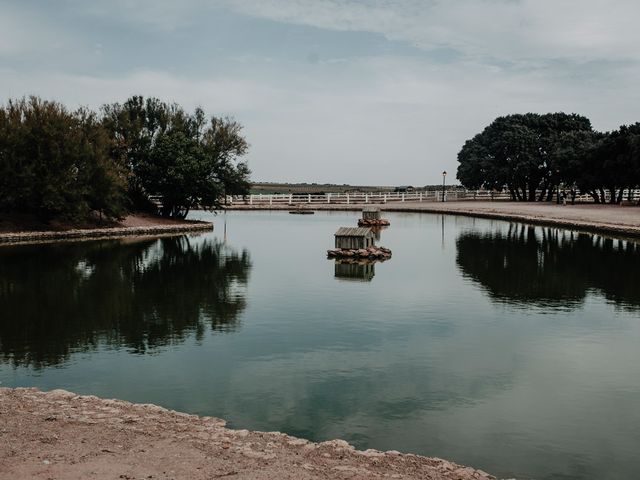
0, 97, 127, 221
588, 124, 640, 203
101, 96, 174, 211
102, 97, 250, 218
457, 113, 593, 201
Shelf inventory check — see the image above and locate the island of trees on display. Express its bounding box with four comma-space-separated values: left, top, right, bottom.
457, 113, 640, 203
0, 96, 250, 223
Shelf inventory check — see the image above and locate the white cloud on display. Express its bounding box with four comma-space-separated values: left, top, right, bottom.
2, 1, 640, 183
222, 0, 640, 63
5, 45, 635, 185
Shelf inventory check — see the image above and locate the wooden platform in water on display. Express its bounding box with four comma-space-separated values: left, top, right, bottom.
289, 210, 315, 215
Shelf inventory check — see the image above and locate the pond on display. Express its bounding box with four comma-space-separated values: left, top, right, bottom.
1, 211, 639, 480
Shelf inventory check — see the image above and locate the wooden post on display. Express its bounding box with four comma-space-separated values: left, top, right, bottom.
327, 193, 331, 204
401, 193, 405, 202
249, 195, 253, 205
308, 194, 311, 203
269, 195, 273, 206
346, 193, 350, 204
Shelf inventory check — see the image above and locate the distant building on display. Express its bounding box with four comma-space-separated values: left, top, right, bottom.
394, 186, 415, 193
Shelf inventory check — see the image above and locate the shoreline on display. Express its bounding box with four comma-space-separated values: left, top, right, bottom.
0, 388, 496, 480
0, 215, 213, 245
225, 201, 640, 239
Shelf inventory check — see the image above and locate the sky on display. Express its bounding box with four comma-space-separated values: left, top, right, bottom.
1, 0, 640, 185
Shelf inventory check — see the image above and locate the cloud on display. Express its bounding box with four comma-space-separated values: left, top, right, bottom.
2, 1, 640, 183
221, 0, 640, 63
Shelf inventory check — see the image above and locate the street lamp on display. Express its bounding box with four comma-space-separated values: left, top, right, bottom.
442, 171, 447, 202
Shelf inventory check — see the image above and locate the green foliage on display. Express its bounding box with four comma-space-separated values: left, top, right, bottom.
457, 113, 640, 203
102, 97, 250, 218
457, 113, 593, 201
0, 95, 252, 222
0, 97, 127, 220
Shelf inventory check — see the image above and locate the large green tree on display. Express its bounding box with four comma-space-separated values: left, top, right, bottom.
457, 113, 593, 201
102, 97, 250, 218
0, 97, 127, 221
585, 124, 640, 203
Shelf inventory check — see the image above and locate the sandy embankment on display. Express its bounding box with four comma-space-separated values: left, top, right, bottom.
228, 200, 640, 238
0, 388, 495, 480
0, 214, 212, 244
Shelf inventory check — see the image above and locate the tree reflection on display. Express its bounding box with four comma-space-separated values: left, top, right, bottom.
0, 236, 251, 368
456, 224, 640, 309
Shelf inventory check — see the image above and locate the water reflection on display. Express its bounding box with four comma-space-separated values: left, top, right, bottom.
456, 224, 640, 309
0, 236, 251, 368
334, 259, 376, 282
369, 226, 387, 241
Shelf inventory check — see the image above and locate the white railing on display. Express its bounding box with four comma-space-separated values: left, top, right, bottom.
217, 188, 640, 206
225, 191, 453, 205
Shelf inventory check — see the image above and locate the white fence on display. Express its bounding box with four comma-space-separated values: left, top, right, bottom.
225, 191, 451, 205
224, 189, 640, 206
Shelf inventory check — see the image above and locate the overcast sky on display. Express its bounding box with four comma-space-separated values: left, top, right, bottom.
2, 0, 639, 185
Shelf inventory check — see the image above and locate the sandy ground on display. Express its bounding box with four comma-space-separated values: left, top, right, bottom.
0, 388, 495, 480
0, 214, 212, 244
228, 201, 640, 238
0, 213, 195, 233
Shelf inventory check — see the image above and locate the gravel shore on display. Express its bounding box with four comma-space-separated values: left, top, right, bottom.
0, 214, 212, 244
0, 388, 495, 480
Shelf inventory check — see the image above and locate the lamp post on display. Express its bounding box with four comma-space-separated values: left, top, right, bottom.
442, 171, 447, 202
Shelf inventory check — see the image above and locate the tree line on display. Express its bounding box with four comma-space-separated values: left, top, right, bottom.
457, 113, 640, 203
0, 96, 251, 221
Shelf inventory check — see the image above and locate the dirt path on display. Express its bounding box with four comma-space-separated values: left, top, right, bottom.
228, 201, 640, 238
0, 388, 495, 480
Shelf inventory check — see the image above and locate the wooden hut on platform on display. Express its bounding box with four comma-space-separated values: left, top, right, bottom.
334, 227, 374, 250
358, 207, 390, 227
362, 207, 381, 221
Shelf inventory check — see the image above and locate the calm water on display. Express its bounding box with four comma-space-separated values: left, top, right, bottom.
2, 211, 640, 480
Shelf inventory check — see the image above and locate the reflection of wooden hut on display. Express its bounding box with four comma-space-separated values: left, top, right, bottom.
334, 260, 375, 282
334, 227, 374, 250
370, 226, 387, 241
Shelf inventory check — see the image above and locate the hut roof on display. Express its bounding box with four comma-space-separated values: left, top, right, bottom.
335, 227, 372, 237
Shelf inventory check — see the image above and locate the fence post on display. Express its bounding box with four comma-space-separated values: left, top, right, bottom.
289, 194, 293, 204
269, 195, 273, 206
346, 193, 350, 205
401, 193, 405, 202
327, 193, 331, 204
249, 195, 253, 205
383, 193, 387, 204
308, 194, 311, 203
